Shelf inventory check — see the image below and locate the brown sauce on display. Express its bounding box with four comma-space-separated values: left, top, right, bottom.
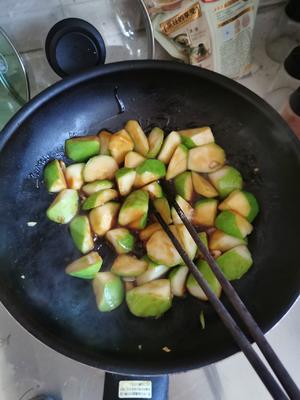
77, 173, 217, 262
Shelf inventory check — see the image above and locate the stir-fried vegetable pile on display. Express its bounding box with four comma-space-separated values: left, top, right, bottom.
44, 121, 259, 318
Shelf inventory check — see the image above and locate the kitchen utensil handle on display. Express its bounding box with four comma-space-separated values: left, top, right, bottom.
103, 373, 169, 400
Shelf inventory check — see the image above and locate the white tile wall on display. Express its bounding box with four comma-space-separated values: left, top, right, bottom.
62, 1, 123, 39
60, 0, 96, 5
0, 8, 65, 53
0, 0, 61, 17
22, 50, 60, 95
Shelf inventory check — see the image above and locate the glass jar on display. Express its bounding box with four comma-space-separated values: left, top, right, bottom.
0, 28, 29, 130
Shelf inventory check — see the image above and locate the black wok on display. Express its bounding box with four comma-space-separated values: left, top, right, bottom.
0, 61, 299, 392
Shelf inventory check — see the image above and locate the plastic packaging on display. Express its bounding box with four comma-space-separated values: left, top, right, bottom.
145, 0, 259, 79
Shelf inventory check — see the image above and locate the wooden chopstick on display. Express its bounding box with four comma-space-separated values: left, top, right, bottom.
161, 181, 300, 399
150, 194, 299, 400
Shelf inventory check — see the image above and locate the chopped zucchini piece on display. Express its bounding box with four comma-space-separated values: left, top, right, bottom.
44, 160, 67, 193
199, 311, 205, 330
122, 276, 135, 282
211, 250, 222, 259
146, 229, 182, 267
128, 213, 148, 230
89, 202, 120, 236
115, 168, 136, 196
169, 224, 182, 243
118, 190, 149, 226
65, 136, 100, 162
208, 166, 243, 198
124, 151, 146, 168
98, 130, 111, 155
140, 223, 162, 241
46, 189, 78, 224
217, 245, 253, 280
106, 228, 135, 254
197, 232, 208, 258
70, 215, 94, 254
82, 180, 113, 196
125, 120, 149, 157
186, 260, 221, 301
126, 279, 172, 318
93, 272, 124, 312
219, 190, 259, 222
166, 144, 188, 180
147, 127, 164, 158
158, 131, 181, 164
135, 159, 166, 187
65, 163, 85, 190
179, 126, 214, 149
124, 281, 135, 292
82, 189, 118, 210
141, 182, 163, 199
66, 251, 102, 279
188, 143, 225, 173
171, 195, 193, 224
176, 224, 197, 260
209, 230, 246, 252
169, 265, 189, 297
136, 256, 169, 286
193, 199, 218, 226
83, 155, 118, 182
154, 197, 172, 224
112, 254, 147, 277
216, 210, 253, 239
174, 171, 193, 202
191, 172, 218, 198
108, 129, 134, 164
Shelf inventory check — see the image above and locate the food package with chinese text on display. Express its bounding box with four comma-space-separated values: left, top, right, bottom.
144, 0, 259, 79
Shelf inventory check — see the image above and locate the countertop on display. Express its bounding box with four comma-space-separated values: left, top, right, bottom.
0, 1, 299, 400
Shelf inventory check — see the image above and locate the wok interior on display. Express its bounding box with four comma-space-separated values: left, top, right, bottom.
0, 64, 299, 374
